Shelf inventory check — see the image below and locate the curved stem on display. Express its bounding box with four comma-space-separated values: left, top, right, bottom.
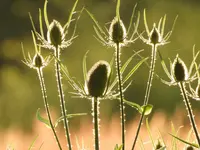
37, 68, 62, 150
179, 82, 200, 146
115, 43, 125, 150
92, 97, 100, 150
55, 47, 72, 150
132, 45, 157, 149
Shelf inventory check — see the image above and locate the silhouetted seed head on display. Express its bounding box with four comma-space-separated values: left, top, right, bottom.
150, 24, 161, 45
155, 140, 164, 150
109, 17, 127, 45
186, 146, 195, 150
33, 53, 44, 69
85, 61, 111, 98
47, 20, 64, 48
172, 55, 188, 82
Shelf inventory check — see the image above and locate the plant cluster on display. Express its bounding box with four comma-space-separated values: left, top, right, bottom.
21, 0, 200, 149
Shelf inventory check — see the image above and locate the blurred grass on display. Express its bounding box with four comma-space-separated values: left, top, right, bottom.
1, 0, 200, 131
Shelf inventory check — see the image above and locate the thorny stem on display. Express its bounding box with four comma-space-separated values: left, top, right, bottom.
37, 68, 62, 150
132, 45, 157, 149
92, 97, 100, 150
179, 82, 200, 147
55, 47, 72, 150
115, 43, 125, 150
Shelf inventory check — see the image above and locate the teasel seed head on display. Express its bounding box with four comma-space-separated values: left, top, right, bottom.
155, 139, 164, 150
47, 20, 64, 48
185, 146, 195, 150
149, 24, 161, 45
85, 60, 111, 98
109, 17, 127, 45
172, 55, 189, 82
33, 53, 43, 68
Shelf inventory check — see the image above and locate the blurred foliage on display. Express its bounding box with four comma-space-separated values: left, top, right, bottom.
1, 0, 200, 131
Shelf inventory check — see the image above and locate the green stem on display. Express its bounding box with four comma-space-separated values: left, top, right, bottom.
132, 45, 157, 150
37, 68, 62, 150
179, 82, 200, 147
55, 47, 72, 150
115, 43, 125, 150
92, 97, 100, 150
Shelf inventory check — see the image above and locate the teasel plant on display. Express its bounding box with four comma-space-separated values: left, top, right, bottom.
21, 31, 62, 150
29, 0, 80, 149
161, 53, 200, 148
85, 0, 140, 149
131, 10, 177, 149
55, 44, 146, 149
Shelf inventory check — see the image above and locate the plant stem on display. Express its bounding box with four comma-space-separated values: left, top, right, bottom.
92, 97, 100, 150
179, 82, 200, 146
55, 47, 72, 150
37, 68, 62, 150
132, 45, 157, 149
115, 43, 125, 150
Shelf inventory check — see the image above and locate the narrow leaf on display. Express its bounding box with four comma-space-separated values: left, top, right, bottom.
54, 113, 87, 127
36, 108, 51, 128
123, 57, 148, 84
64, 0, 79, 29
85, 9, 105, 36
39, 8, 44, 39
146, 118, 155, 148
123, 99, 142, 112
28, 135, 39, 150
169, 133, 199, 148
83, 51, 89, 83
29, 13, 37, 34
127, 4, 137, 35
143, 9, 150, 35
44, 0, 49, 28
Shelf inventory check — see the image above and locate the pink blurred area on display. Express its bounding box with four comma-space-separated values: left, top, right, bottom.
2, 108, 199, 150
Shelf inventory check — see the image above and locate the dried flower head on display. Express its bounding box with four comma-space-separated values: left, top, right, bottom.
22, 32, 51, 70
185, 146, 195, 150
161, 54, 197, 86
85, 61, 111, 98
85, 4, 140, 47
172, 55, 189, 82
47, 20, 65, 48
29, 0, 79, 51
139, 9, 177, 47
109, 17, 127, 45
155, 139, 165, 150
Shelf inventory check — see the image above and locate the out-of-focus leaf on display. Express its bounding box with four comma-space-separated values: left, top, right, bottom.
140, 104, 153, 116
114, 144, 123, 150
28, 135, 39, 150
169, 133, 199, 148
123, 99, 142, 112
36, 108, 51, 128
54, 113, 87, 127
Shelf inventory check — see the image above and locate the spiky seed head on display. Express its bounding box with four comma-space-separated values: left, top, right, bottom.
85, 60, 111, 98
185, 146, 195, 150
155, 140, 164, 150
47, 20, 64, 47
33, 53, 45, 69
109, 17, 127, 45
149, 24, 161, 45
172, 55, 189, 82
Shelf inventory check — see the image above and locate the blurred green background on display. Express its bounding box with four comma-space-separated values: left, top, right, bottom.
1, 0, 200, 132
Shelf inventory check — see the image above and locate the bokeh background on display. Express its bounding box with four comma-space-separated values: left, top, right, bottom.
1, 0, 200, 149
